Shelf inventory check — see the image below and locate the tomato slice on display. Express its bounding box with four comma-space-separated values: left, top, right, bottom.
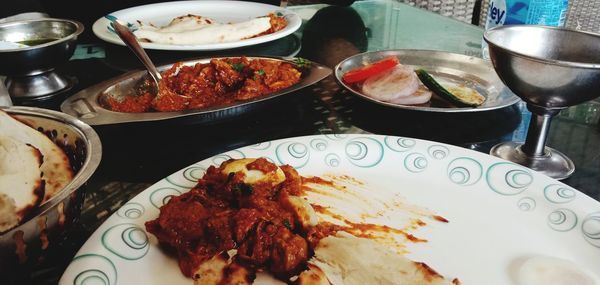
342, 56, 400, 84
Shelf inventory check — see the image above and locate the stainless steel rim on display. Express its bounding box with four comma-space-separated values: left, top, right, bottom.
0, 18, 85, 53
484, 25, 600, 70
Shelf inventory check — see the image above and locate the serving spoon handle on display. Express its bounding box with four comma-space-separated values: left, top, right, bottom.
110, 20, 162, 86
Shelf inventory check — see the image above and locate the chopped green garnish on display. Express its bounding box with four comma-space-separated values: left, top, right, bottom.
231, 63, 245, 72
293, 57, 310, 68
283, 219, 292, 230
233, 183, 253, 196
253, 69, 265, 80
240, 184, 253, 196
227, 172, 235, 181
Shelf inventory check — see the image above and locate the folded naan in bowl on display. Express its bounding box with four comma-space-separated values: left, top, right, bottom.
0, 136, 44, 232
0, 110, 73, 202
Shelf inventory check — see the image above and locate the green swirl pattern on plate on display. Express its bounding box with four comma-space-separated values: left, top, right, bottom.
384, 136, 416, 152
427, 145, 450, 160
324, 153, 341, 167
212, 150, 246, 165
547, 208, 578, 232
116, 202, 145, 219
165, 165, 206, 188
276, 141, 310, 168
310, 138, 329, 151
345, 137, 384, 168
517, 197, 536, 212
447, 157, 483, 186
324, 133, 348, 141
544, 184, 576, 204
250, 142, 271, 150
404, 153, 428, 173
582, 212, 600, 248
182, 167, 205, 183
102, 223, 149, 260
62, 254, 117, 285
149, 187, 181, 209
486, 162, 533, 195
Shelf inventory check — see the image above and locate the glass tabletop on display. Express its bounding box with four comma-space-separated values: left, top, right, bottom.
7, 1, 600, 284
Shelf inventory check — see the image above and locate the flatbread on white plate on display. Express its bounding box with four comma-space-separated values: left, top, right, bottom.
133, 15, 272, 45
302, 232, 460, 285
0, 110, 73, 202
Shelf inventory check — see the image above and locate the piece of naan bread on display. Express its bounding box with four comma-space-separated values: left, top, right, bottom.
141, 15, 213, 33
302, 231, 460, 285
0, 194, 20, 233
0, 110, 73, 202
221, 158, 286, 186
193, 251, 254, 285
0, 135, 44, 230
296, 264, 331, 285
133, 15, 272, 45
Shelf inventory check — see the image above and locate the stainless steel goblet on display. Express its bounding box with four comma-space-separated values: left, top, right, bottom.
484, 25, 600, 179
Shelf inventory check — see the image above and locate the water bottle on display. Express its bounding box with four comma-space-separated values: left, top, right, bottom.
482, 0, 569, 59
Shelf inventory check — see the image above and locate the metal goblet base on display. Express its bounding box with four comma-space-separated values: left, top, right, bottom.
5, 70, 76, 101
490, 141, 575, 180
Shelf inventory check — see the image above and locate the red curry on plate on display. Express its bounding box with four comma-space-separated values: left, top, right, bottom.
145, 158, 342, 282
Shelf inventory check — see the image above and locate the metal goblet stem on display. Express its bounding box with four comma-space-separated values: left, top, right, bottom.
521, 105, 559, 157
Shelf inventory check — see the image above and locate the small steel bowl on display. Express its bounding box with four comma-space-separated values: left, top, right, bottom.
0, 106, 101, 275
0, 18, 84, 76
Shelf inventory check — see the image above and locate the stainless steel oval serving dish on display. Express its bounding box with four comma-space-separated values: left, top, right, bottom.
61, 56, 332, 125
0, 106, 101, 276
335, 49, 521, 112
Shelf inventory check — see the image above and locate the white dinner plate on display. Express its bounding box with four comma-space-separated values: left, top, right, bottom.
92, 0, 301, 51
60, 134, 600, 284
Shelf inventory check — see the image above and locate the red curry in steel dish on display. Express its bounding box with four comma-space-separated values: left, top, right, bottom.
145, 158, 342, 282
102, 57, 302, 113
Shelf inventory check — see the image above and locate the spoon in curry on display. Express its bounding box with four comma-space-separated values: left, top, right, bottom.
110, 20, 162, 95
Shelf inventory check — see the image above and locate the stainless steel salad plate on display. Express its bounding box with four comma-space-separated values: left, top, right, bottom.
60, 56, 331, 125
335, 49, 521, 112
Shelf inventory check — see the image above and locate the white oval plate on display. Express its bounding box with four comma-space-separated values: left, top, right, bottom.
60, 134, 600, 284
92, 0, 301, 51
